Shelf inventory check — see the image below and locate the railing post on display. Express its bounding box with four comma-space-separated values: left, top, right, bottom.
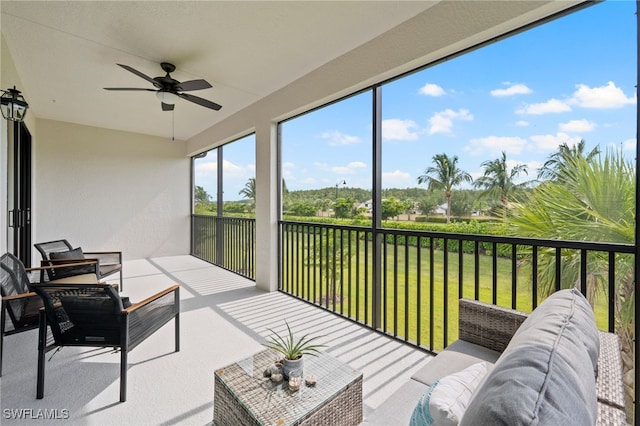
371, 85, 383, 330
634, 4, 640, 419
216, 149, 224, 268
372, 230, 382, 330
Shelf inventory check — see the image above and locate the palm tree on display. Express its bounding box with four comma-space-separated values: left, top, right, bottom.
417, 153, 471, 224
509, 148, 634, 411
537, 139, 600, 181
474, 151, 529, 216
194, 185, 211, 204
239, 177, 256, 210
314, 198, 332, 217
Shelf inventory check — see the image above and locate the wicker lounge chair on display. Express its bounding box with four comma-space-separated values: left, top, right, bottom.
32, 281, 180, 402
35, 239, 123, 290
0, 252, 99, 376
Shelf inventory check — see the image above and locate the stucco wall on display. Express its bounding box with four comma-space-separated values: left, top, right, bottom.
34, 119, 190, 260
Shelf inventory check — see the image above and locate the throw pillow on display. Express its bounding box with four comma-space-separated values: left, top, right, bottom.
49, 247, 96, 279
410, 361, 490, 426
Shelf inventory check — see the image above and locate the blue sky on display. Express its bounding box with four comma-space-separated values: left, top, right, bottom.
198, 1, 637, 201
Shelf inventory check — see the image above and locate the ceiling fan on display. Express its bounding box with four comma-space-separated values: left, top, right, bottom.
104, 62, 222, 112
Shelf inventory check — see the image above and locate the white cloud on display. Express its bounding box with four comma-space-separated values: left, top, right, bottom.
348, 161, 367, 169
570, 81, 636, 109
517, 98, 571, 115
520, 160, 543, 175
418, 83, 446, 96
514, 82, 634, 117
301, 177, 316, 185
558, 119, 595, 133
320, 130, 361, 146
222, 159, 245, 177
382, 119, 420, 141
195, 161, 217, 176
382, 170, 412, 187
312, 161, 329, 171
491, 83, 532, 97
515, 120, 529, 127
428, 108, 473, 135
331, 161, 367, 175
529, 132, 583, 151
465, 136, 527, 156
281, 169, 294, 180
469, 170, 485, 181
505, 159, 536, 183
622, 138, 636, 151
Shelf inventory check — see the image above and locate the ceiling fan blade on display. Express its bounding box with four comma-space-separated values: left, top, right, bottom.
178, 93, 222, 111
117, 64, 162, 88
161, 102, 175, 111
104, 87, 157, 91
177, 79, 212, 91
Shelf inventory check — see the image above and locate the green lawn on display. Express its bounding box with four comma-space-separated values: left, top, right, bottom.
281, 239, 611, 352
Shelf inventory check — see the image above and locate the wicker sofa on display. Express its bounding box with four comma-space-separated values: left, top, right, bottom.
363, 289, 627, 425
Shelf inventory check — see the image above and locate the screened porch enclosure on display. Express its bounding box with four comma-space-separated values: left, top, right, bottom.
190, 2, 639, 417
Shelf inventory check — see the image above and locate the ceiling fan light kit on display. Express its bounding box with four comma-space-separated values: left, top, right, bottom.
104, 62, 222, 112
156, 91, 179, 105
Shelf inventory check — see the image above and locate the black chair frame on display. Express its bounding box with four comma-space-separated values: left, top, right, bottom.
0, 252, 99, 376
35, 239, 123, 290
33, 282, 180, 402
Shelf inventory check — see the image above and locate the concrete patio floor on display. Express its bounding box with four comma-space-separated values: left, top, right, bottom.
1, 255, 433, 425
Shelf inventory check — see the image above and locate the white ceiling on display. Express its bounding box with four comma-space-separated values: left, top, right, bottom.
1, 1, 438, 140
1, 1, 586, 142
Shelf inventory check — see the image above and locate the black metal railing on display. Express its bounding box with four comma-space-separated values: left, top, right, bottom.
191, 215, 256, 280
279, 220, 635, 354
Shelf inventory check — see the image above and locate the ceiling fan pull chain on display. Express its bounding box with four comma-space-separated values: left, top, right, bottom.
172, 109, 175, 141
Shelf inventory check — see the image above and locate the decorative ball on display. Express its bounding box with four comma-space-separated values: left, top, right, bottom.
305, 374, 317, 386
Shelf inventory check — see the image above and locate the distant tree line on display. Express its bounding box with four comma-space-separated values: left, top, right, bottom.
195, 140, 613, 226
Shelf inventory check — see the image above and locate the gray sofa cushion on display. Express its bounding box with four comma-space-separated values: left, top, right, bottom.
411, 339, 501, 386
460, 288, 600, 425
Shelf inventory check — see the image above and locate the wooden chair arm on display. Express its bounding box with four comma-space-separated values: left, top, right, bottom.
30, 283, 115, 290
83, 251, 122, 256
29, 260, 99, 272
124, 284, 180, 314
2, 291, 37, 301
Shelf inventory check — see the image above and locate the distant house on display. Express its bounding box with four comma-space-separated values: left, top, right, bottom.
434, 203, 448, 215
357, 200, 373, 213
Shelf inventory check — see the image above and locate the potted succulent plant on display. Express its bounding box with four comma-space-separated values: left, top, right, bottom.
263, 321, 326, 379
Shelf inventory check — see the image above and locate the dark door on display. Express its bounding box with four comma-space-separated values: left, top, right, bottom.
8, 121, 32, 266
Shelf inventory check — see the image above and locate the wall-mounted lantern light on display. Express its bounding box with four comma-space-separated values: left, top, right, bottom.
0, 86, 29, 122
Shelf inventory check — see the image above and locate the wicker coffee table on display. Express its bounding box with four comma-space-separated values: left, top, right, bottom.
213, 349, 363, 426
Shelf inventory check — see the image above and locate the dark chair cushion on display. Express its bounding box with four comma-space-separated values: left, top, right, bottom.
49, 247, 96, 279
